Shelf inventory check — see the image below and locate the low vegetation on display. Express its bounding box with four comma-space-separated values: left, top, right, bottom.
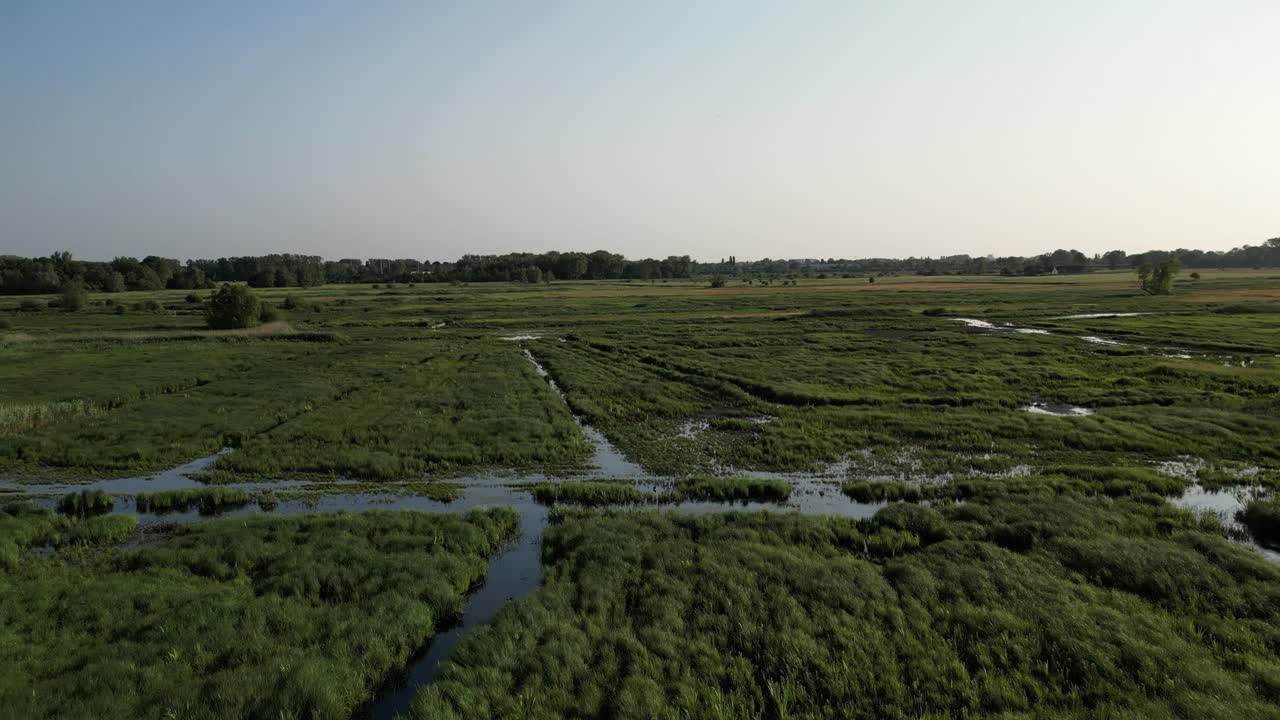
529, 481, 646, 506
1239, 497, 1280, 548
413, 495, 1280, 718
66, 512, 138, 545
56, 488, 114, 517
0, 508, 520, 719
673, 476, 790, 502
134, 487, 250, 514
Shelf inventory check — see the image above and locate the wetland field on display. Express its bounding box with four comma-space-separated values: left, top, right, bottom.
3, 270, 1280, 718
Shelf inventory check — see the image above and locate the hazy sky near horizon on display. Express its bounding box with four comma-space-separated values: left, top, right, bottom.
2, 1, 1277, 262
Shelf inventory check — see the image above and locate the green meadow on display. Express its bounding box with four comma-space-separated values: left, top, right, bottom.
3, 270, 1278, 483
2, 269, 1279, 718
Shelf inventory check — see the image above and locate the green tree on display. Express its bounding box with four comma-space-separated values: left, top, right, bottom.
104, 272, 126, 293
203, 284, 262, 329
60, 280, 88, 311
1136, 258, 1180, 295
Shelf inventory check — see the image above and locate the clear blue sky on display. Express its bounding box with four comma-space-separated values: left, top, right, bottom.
2, 1, 1276, 261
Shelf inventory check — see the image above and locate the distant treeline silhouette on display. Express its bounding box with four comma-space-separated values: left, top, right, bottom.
1, 240, 1276, 295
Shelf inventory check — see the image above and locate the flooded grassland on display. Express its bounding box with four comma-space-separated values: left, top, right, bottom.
3, 271, 1280, 718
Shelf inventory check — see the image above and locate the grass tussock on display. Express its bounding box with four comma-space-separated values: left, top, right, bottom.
66, 513, 138, 546
1239, 497, 1280, 548
135, 487, 250, 515
529, 482, 645, 506
674, 476, 790, 502
56, 489, 114, 517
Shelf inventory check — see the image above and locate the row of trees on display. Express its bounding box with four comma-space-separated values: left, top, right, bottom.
2, 239, 1276, 295
696, 240, 1280, 278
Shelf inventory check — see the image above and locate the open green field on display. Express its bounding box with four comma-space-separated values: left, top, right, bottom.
3, 269, 1280, 718
3, 269, 1279, 483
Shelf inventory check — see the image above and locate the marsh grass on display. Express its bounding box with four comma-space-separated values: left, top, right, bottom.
674, 476, 790, 502
135, 487, 250, 515
0, 502, 61, 570
0, 508, 520, 719
529, 481, 646, 506
4, 275, 1279, 481
413, 495, 1280, 719
1239, 497, 1280, 547
56, 488, 114, 517
0, 400, 102, 434
66, 512, 137, 546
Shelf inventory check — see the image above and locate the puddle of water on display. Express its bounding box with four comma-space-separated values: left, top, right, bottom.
1025, 402, 1094, 417
1157, 457, 1207, 482
1052, 312, 1148, 320
677, 418, 710, 439
953, 318, 1049, 335
1171, 484, 1280, 563
1079, 335, 1126, 346
500, 334, 541, 341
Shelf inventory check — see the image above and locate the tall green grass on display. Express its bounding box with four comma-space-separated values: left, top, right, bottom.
135, 487, 249, 515
0, 508, 520, 719
56, 489, 114, 517
412, 495, 1280, 719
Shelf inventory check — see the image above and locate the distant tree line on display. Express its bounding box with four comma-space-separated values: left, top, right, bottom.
697, 240, 1280, 279
1, 239, 1276, 295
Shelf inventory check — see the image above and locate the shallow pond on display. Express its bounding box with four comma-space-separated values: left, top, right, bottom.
1025, 402, 1094, 417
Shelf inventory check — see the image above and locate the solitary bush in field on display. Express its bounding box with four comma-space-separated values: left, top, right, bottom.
258, 302, 280, 323
60, 280, 87, 311
1137, 258, 1180, 295
184, 292, 200, 303
281, 295, 304, 310
204, 284, 261, 329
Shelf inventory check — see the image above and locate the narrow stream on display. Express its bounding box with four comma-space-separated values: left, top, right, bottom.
521, 347, 650, 478
362, 497, 548, 720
